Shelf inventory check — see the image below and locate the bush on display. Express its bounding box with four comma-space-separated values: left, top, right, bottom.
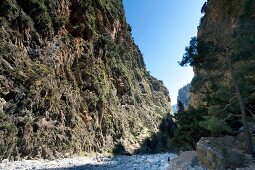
0, 112, 18, 160
200, 116, 232, 136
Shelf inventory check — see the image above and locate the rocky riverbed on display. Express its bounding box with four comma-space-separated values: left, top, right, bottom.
0, 153, 176, 170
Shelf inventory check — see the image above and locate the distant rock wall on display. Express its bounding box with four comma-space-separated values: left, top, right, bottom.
177, 83, 191, 109
0, 0, 173, 159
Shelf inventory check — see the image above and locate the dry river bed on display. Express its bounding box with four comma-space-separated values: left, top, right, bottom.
0, 153, 206, 170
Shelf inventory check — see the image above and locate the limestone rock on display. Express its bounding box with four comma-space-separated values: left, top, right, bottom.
189, 0, 255, 112
169, 151, 207, 170
197, 136, 246, 170
0, 0, 174, 160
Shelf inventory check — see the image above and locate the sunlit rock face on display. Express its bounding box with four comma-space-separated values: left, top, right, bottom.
0, 0, 173, 159
177, 83, 191, 109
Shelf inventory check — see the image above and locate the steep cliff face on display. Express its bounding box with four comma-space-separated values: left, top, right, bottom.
190, 0, 255, 111
0, 0, 172, 159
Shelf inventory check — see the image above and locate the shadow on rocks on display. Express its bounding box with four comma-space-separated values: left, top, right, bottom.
134, 115, 177, 154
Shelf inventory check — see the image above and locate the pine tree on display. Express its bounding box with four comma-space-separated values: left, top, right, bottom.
198, 30, 254, 155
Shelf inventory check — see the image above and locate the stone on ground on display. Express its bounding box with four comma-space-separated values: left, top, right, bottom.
196, 136, 255, 170
168, 151, 207, 170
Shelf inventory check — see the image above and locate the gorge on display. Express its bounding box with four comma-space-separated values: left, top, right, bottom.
0, 0, 255, 169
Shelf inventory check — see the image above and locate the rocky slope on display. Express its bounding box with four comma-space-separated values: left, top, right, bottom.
0, 0, 173, 160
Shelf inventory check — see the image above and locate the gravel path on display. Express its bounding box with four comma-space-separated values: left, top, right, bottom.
0, 153, 177, 170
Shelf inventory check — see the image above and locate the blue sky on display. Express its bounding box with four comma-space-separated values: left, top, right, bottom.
123, 0, 205, 105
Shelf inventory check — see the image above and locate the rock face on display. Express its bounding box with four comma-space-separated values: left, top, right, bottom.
190, 0, 255, 109
197, 136, 251, 170
0, 0, 173, 159
177, 83, 191, 110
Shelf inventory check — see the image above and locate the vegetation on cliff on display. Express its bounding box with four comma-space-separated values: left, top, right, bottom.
0, 0, 174, 160
0, 0, 254, 165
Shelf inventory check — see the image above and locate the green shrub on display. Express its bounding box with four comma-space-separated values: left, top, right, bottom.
200, 116, 232, 135
0, 113, 18, 160
18, 0, 54, 37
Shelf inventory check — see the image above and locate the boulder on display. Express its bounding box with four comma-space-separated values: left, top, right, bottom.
197, 136, 245, 170
227, 149, 245, 168
236, 131, 255, 154
169, 151, 206, 170
236, 132, 252, 151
